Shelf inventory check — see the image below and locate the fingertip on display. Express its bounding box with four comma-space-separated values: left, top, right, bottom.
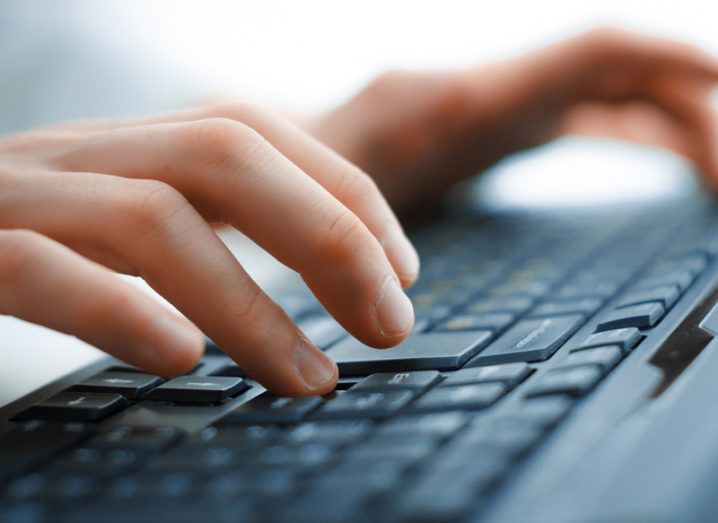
383, 229, 421, 288
294, 335, 339, 394
144, 314, 206, 376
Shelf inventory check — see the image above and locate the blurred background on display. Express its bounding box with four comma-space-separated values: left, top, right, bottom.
1, 0, 716, 209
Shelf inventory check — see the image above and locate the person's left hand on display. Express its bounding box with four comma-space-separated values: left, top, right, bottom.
303, 27, 718, 215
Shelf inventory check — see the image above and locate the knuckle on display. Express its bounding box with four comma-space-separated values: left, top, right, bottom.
318, 209, 368, 263
0, 229, 47, 286
181, 118, 269, 171
333, 166, 381, 204
121, 180, 189, 239
234, 284, 265, 326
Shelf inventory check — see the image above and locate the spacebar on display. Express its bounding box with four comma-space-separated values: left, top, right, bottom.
466, 315, 584, 367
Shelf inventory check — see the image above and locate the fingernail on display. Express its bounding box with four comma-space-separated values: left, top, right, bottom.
374, 275, 414, 338
384, 229, 420, 284
294, 336, 337, 390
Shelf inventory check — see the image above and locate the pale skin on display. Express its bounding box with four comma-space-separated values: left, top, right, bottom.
1, 28, 716, 395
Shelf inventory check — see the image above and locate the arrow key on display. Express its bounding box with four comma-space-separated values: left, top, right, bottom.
142, 376, 249, 404
15, 392, 129, 422
71, 372, 164, 399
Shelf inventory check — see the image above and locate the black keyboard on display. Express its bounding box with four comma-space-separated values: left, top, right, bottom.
3, 198, 718, 523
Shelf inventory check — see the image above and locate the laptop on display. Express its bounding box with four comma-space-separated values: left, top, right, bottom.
3, 140, 718, 523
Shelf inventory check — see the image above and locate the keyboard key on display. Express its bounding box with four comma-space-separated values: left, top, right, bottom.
530, 298, 603, 318
326, 331, 493, 375
142, 376, 248, 404
282, 421, 372, 445
442, 362, 532, 387
210, 364, 247, 378
524, 366, 603, 398
573, 327, 642, 353
71, 371, 164, 399
556, 346, 622, 372
596, 302, 665, 332
0, 422, 90, 480
350, 371, 442, 393
344, 435, 437, 462
434, 313, 514, 333
16, 392, 129, 422
467, 315, 584, 366
635, 269, 694, 293
298, 314, 347, 349
373, 412, 469, 438
465, 297, 534, 314
222, 395, 323, 425
88, 426, 181, 454
615, 285, 680, 310
455, 418, 544, 457
410, 383, 507, 412
506, 396, 574, 428
555, 281, 618, 299
314, 390, 414, 419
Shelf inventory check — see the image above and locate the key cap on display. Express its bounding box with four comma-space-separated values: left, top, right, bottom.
282, 421, 372, 445
0, 422, 89, 480
555, 281, 618, 299
573, 327, 642, 353
343, 436, 437, 462
524, 366, 603, 398
467, 315, 584, 366
615, 285, 680, 310
530, 298, 603, 318
210, 364, 247, 378
142, 376, 248, 404
455, 418, 544, 457
410, 383, 507, 412
504, 396, 574, 428
297, 315, 347, 349
465, 297, 534, 314
326, 331, 493, 375
556, 346, 622, 372
71, 371, 164, 399
434, 313, 514, 333
222, 395, 323, 425
314, 390, 414, 419
16, 392, 129, 422
442, 362, 532, 386
88, 426, 181, 454
350, 371, 442, 393
595, 302, 665, 332
373, 412, 469, 438
635, 269, 694, 293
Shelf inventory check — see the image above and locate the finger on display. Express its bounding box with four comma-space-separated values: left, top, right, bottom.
52, 119, 415, 347
42, 105, 420, 286
0, 172, 338, 395
0, 229, 204, 376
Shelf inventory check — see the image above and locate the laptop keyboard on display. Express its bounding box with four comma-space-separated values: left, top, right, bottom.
3, 200, 718, 523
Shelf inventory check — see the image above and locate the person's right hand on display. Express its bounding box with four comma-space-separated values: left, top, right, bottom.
0, 103, 419, 395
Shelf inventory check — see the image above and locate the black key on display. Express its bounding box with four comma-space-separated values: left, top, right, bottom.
142, 376, 248, 404
573, 327, 642, 353
595, 302, 665, 332
465, 297, 534, 314
283, 421, 372, 445
467, 315, 584, 366
298, 315, 347, 349
454, 418, 544, 457
556, 346, 622, 372
373, 412, 469, 438
530, 298, 603, 318
350, 371, 441, 393
410, 383, 507, 412
314, 390, 414, 419
434, 313, 514, 333
88, 426, 181, 453
326, 331, 493, 375
71, 371, 163, 399
46, 446, 139, 476
0, 422, 89, 480
524, 366, 603, 398
16, 392, 128, 422
506, 396, 573, 428
615, 284, 680, 310
442, 362, 532, 387
222, 395, 323, 424
344, 435, 437, 462
211, 364, 247, 378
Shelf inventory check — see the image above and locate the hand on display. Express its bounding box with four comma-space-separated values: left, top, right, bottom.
307, 27, 718, 214
0, 103, 420, 395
